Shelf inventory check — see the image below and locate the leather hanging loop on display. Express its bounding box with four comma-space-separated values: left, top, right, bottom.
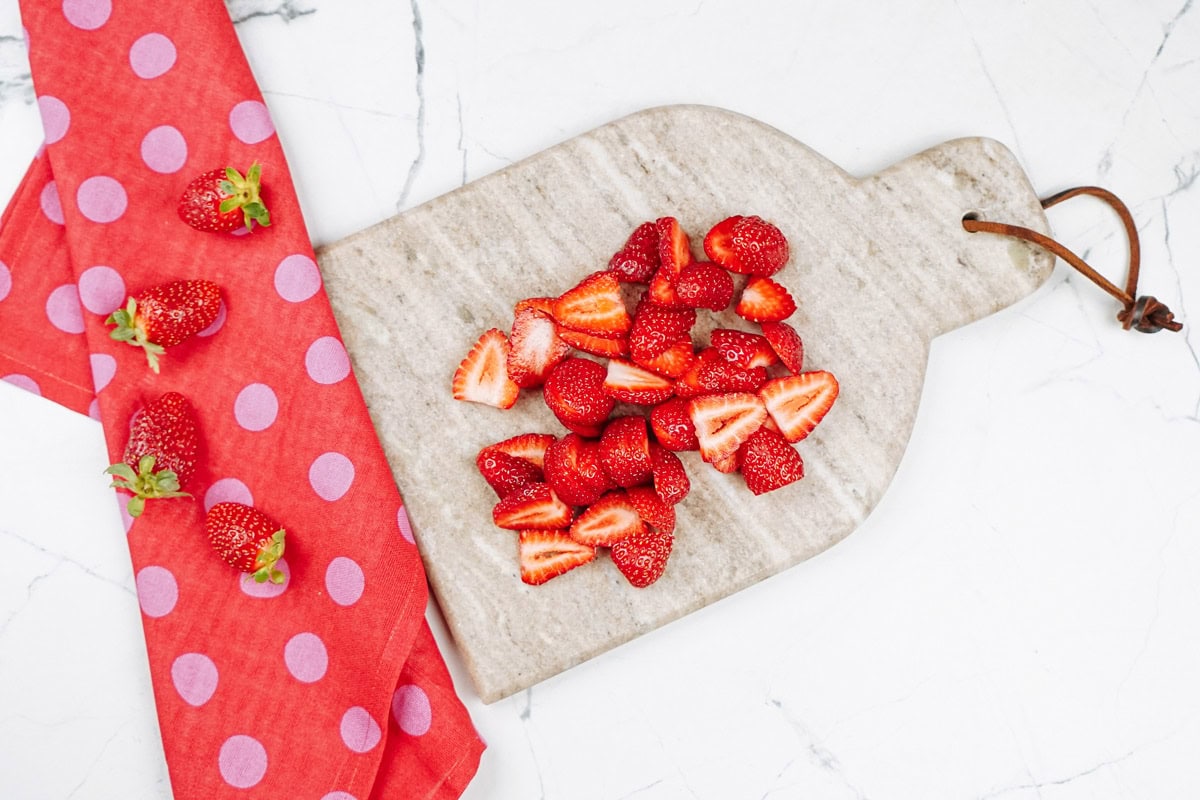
962, 186, 1182, 334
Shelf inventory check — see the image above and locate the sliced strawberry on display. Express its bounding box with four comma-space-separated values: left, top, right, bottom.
608, 221, 660, 283
758, 371, 839, 443
556, 327, 629, 358
476, 448, 542, 498
543, 433, 613, 506
518, 530, 596, 585
487, 432, 556, 470
603, 359, 675, 406
514, 296, 556, 316
674, 262, 735, 311
598, 415, 654, 488
647, 217, 693, 308
452, 328, 519, 409
610, 527, 673, 588
561, 418, 606, 438
672, 346, 724, 398
711, 449, 741, 474
552, 271, 631, 339
543, 357, 615, 428
626, 485, 675, 535
694, 359, 768, 394
736, 277, 796, 323
629, 299, 696, 362
493, 483, 574, 530
649, 397, 699, 452
507, 307, 571, 388
739, 428, 805, 495
710, 328, 779, 369
688, 392, 767, 464
704, 215, 790, 277
569, 490, 645, 546
760, 321, 804, 374
648, 442, 690, 505
631, 336, 694, 379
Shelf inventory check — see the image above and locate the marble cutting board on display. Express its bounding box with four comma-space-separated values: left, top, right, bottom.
314, 105, 1056, 703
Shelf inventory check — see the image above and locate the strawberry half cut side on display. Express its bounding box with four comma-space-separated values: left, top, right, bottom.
736, 277, 796, 323
688, 392, 767, 464
493, 483, 574, 530
553, 271, 631, 339
519, 530, 596, 585
452, 328, 520, 409
569, 490, 646, 546
758, 371, 839, 443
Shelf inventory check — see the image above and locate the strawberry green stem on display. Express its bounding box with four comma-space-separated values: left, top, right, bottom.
219, 163, 271, 230
106, 297, 167, 373
104, 454, 191, 517
249, 529, 287, 584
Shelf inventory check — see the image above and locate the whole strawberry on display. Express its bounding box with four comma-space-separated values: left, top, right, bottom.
177, 163, 271, 233
106, 279, 221, 372
105, 391, 200, 517
205, 502, 287, 584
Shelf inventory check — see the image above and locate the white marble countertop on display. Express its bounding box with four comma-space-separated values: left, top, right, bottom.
1, 1, 1198, 798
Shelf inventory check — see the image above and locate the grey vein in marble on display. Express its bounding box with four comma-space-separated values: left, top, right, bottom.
226, 0, 316, 25
397, 0, 426, 210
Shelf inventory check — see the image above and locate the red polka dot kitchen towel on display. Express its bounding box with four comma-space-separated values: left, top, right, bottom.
0, 2, 485, 798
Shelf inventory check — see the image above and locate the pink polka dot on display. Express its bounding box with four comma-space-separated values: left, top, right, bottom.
171, 653, 218, 707
39, 180, 64, 224
308, 452, 355, 501
218, 735, 267, 789
392, 684, 432, 736
46, 284, 84, 334
0, 260, 10, 302
274, 254, 322, 303
77, 265, 126, 315
305, 337, 351, 384
229, 100, 275, 144
88, 398, 101, 420
196, 300, 226, 338
62, 0, 111, 30
234, 383, 278, 432
321, 793, 358, 800
339, 707, 382, 753
1, 374, 41, 396
140, 125, 187, 174
284, 632, 328, 683
325, 557, 364, 607
129, 33, 176, 79
397, 505, 416, 544
204, 477, 253, 512
240, 558, 290, 598
36, 96, 70, 144
76, 176, 127, 223
89, 353, 116, 392
136, 566, 178, 618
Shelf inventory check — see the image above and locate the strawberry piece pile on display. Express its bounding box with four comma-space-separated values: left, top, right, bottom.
453, 215, 839, 588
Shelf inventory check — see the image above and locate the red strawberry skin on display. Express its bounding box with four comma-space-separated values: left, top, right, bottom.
649, 397, 699, 451
543, 357, 615, 428
760, 321, 804, 374
711, 328, 778, 369
610, 526, 674, 588
625, 485, 676, 535
674, 262, 735, 311
704, 215, 789, 277
205, 502, 287, 582
487, 433, 556, 470
106, 279, 222, 372
608, 221, 660, 283
738, 427, 805, 495
519, 530, 596, 585
629, 300, 696, 362
476, 447, 543, 498
177, 164, 271, 233
543, 434, 614, 506
106, 391, 202, 516
492, 483, 574, 530
649, 442, 690, 505
598, 415, 654, 488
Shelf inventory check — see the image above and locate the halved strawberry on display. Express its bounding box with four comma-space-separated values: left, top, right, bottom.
672, 346, 724, 398
543, 433, 613, 506
674, 262, 735, 311
452, 328, 519, 409
556, 327, 629, 358
647, 217, 693, 308
476, 447, 542, 498
493, 483, 574, 530
518, 530, 596, 585
553, 271, 631, 339
649, 397, 699, 452
693, 359, 768, 394
598, 415, 654, 488
487, 432, 557, 470
631, 336, 694, 379
514, 296, 556, 316
629, 300, 696, 362
760, 321, 804, 374
626, 485, 675, 535
710, 329, 779, 369
688, 392, 767, 464
648, 443, 689, 505
603, 359, 675, 406
704, 215, 790, 277
736, 277, 796, 323
543, 357, 615, 429
608, 221, 660, 283
711, 449, 741, 474
569, 490, 645, 546
507, 307, 571, 388
739, 428, 805, 495
610, 526, 673, 588
758, 371, 839, 443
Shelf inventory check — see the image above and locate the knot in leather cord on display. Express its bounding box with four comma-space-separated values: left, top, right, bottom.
962, 186, 1183, 334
